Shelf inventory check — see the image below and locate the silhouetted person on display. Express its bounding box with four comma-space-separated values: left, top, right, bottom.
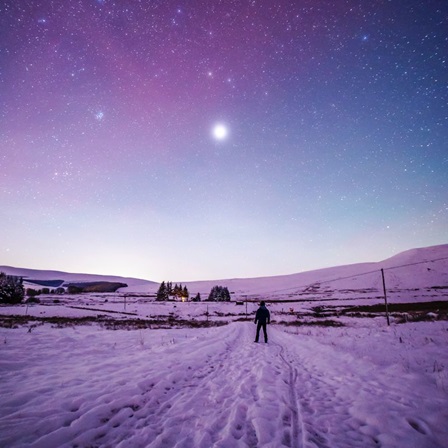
254, 301, 270, 343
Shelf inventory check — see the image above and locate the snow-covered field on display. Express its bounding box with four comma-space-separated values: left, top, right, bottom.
1, 315, 447, 448
2, 244, 448, 303
1, 244, 447, 447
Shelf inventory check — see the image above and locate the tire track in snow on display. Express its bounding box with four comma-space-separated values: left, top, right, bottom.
270, 328, 363, 448
270, 326, 441, 448
271, 339, 305, 448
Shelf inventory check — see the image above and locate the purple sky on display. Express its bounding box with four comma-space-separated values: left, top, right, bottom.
1, 0, 447, 281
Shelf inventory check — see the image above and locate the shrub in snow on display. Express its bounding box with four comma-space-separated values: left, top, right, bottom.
26, 288, 40, 297
67, 285, 83, 294
0, 272, 24, 304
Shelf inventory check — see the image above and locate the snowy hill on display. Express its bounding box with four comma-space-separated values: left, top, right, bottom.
180, 244, 448, 299
0, 265, 157, 291
1, 243, 447, 298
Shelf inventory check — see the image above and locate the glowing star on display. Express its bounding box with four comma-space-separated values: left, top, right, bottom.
212, 124, 228, 140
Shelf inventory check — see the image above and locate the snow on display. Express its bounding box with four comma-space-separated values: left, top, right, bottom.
1, 313, 447, 447
2, 244, 447, 301
1, 244, 447, 447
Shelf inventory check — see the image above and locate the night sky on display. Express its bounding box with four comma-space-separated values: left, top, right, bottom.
1, 1, 447, 281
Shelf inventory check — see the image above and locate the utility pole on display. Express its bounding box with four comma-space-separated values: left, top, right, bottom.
381, 269, 390, 326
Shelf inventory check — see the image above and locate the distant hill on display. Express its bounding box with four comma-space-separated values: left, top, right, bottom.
179, 244, 448, 299
0, 266, 157, 292
1, 244, 447, 298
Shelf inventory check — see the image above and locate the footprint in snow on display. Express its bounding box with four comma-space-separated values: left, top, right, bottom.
406, 417, 431, 435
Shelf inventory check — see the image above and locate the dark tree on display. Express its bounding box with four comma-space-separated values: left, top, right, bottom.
192, 292, 201, 302
207, 285, 231, 302
156, 281, 169, 301
0, 273, 24, 304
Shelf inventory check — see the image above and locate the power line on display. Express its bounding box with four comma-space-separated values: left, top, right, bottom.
382, 256, 448, 272
250, 255, 448, 297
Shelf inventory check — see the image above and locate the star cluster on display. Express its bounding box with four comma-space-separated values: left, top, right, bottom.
1, 0, 447, 280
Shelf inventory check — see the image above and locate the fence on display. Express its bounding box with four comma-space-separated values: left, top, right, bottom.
241, 255, 448, 325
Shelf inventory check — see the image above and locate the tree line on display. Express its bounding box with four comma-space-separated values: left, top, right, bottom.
156, 281, 231, 302
1, 272, 233, 304
156, 282, 190, 301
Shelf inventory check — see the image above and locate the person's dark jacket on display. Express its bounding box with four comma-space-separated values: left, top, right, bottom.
255, 305, 270, 324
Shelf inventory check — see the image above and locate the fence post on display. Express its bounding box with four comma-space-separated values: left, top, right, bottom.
381, 269, 390, 326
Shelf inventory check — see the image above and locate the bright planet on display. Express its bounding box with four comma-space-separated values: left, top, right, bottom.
212, 124, 228, 140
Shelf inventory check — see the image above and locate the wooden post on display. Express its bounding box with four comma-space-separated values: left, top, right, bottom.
124, 295, 127, 312
245, 298, 248, 319
381, 269, 390, 326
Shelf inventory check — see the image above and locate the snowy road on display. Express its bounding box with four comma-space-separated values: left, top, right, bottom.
1, 322, 447, 447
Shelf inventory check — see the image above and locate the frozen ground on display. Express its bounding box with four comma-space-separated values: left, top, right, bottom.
1, 244, 447, 447
1, 315, 447, 448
